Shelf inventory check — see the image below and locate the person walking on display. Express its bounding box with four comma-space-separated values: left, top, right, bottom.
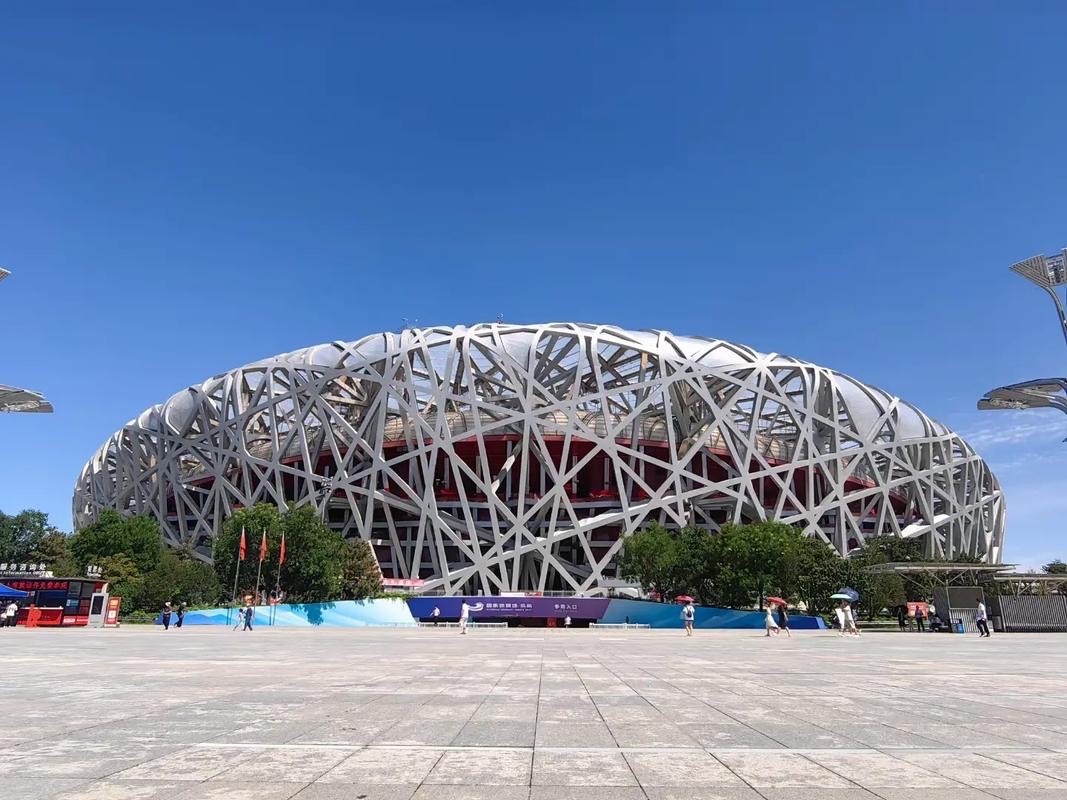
242, 601, 254, 631
3, 600, 16, 628
175, 602, 186, 629
459, 600, 470, 635
834, 601, 847, 635
915, 603, 926, 632
161, 602, 172, 631
844, 602, 860, 635
431, 606, 441, 627
975, 600, 991, 637
564, 615, 572, 629
682, 600, 695, 636
777, 604, 791, 637
764, 605, 780, 636
896, 604, 908, 631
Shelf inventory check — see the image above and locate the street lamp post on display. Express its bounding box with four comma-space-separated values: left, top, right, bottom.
1009, 249, 1067, 347
980, 247, 1067, 438
1, 269, 53, 413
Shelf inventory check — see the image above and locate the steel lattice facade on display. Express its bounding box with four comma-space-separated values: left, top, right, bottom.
74, 323, 1005, 595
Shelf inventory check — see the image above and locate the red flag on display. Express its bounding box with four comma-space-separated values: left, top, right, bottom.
259, 530, 268, 562
238, 527, 247, 561
278, 532, 286, 567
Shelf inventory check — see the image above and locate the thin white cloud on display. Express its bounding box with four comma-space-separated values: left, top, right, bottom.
960, 419, 1067, 448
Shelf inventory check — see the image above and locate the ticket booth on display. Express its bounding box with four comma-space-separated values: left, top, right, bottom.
3, 577, 109, 626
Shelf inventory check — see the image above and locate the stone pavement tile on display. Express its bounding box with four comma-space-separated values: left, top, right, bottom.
532, 750, 638, 786
411, 787, 531, 799
712, 753, 852, 788
453, 721, 536, 747
290, 720, 396, 745
756, 790, 882, 800
292, 784, 417, 800
112, 746, 260, 781
871, 791, 1000, 800
214, 747, 350, 783
171, 781, 305, 799
377, 721, 468, 745
50, 779, 185, 800
411, 703, 481, 721
223, 723, 324, 745
981, 791, 1067, 800
535, 721, 617, 747
743, 723, 861, 749
892, 752, 1067, 789
643, 789, 764, 800
678, 724, 783, 749
470, 703, 539, 722
818, 723, 944, 749
0, 777, 90, 800
318, 747, 444, 784
889, 723, 1022, 749
424, 748, 531, 785
624, 750, 744, 787
804, 751, 958, 788
962, 722, 1067, 748
529, 787, 645, 800
978, 750, 1067, 780
610, 724, 691, 747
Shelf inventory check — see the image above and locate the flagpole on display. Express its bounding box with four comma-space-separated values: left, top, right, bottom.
229, 527, 245, 628
253, 530, 266, 608
272, 532, 286, 628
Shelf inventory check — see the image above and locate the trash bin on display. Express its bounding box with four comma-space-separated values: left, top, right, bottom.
954, 618, 965, 634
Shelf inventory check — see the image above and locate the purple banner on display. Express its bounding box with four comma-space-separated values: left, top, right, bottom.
407, 596, 610, 620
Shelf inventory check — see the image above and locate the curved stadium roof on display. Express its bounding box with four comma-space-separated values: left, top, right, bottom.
73, 323, 1004, 595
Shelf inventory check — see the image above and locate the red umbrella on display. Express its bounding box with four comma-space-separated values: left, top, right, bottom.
674, 595, 695, 603
766, 596, 787, 606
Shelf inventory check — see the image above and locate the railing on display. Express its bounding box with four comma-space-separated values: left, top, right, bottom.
589, 622, 651, 630
417, 621, 508, 629
995, 595, 1067, 631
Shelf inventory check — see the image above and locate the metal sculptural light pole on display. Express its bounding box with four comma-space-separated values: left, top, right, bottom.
979, 248, 1067, 435
0, 268, 53, 413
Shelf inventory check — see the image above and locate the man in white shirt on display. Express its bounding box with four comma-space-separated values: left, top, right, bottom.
5, 601, 17, 628
459, 600, 470, 635
975, 601, 990, 638
431, 606, 440, 627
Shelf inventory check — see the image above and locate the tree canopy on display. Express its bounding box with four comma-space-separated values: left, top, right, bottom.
620, 521, 912, 617
213, 503, 382, 603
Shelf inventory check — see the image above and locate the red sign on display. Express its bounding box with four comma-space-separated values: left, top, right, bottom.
6, 579, 69, 591
105, 596, 121, 627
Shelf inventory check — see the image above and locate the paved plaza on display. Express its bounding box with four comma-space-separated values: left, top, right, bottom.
4, 626, 1067, 799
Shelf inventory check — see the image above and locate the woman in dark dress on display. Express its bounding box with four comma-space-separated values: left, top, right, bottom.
161, 602, 172, 631
776, 604, 791, 638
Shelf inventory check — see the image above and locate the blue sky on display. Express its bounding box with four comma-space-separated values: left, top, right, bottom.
3, 3, 1067, 567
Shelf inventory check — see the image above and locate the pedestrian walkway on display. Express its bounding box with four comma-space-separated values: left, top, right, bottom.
2, 627, 1065, 798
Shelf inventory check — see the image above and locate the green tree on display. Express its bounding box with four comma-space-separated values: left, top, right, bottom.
68, 510, 163, 574
340, 539, 383, 600
1043, 559, 1067, 594
794, 535, 847, 614
213, 504, 284, 600
141, 552, 223, 610
712, 521, 805, 609
0, 509, 58, 563
213, 504, 352, 603
99, 553, 145, 608
618, 522, 688, 601
30, 532, 78, 576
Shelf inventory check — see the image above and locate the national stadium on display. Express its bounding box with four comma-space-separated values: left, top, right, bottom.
73, 323, 1005, 596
